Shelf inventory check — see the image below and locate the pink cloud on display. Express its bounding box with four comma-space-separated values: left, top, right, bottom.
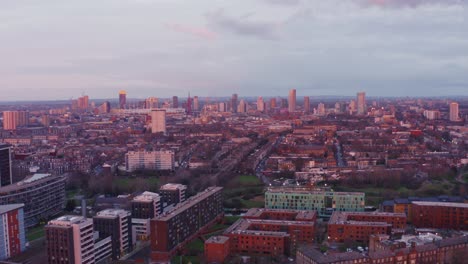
165, 23, 217, 40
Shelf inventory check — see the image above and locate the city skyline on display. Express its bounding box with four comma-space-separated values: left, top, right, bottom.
1, 0, 468, 100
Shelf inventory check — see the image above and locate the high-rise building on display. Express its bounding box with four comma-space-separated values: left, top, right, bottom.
151, 109, 166, 134
0, 204, 26, 260
186, 94, 192, 114
349, 100, 356, 114
281, 98, 288, 109
46, 216, 95, 264
77, 95, 89, 109
237, 99, 247, 113
145, 97, 158, 109
125, 150, 174, 171
98, 101, 111, 114
17, 111, 29, 127
270, 98, 277, 109
231, 94, 238, 113
119, 90, 127, 109
304, 96, 310, 113
257, 96, 265, 112
288, 89, 296, 112
193, 96, 199, 111
41, 114, 50, 127
357, 92, 366, 115
449, 102, 459, 121
131, 191, 161, 219
172, 96, 179, 108
93, 209, 132, 260
317, 103, 326, 116
423, 110, 441, 120
218, 102, 226, 112
0, 144, 12, 187
159, 183, 187, 206
2, 111, 18, 130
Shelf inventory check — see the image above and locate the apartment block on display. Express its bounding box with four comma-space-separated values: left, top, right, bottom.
125, 150, 174, 171
0, 204, 26, 260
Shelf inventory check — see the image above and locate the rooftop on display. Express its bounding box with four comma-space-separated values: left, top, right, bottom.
160, 183, 186, 191
205, 235, 229, 244
266, 187, 365, 196
49, 215, 91, 226
0, 204, 24, 215
95, 208, 130, 218
412, 201, 468, 208
133, 191, 160, 202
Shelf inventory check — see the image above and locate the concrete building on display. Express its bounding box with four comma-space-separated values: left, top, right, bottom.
304, 96, 310, 113
0, 173, 66, 228
0, 144, 12, 187
328, 212, 407, 243
0, 204, 26, 260
257, 96, 265, 112
151, 109, 166, 134
231, 94, 238, 113
150, 187, 224, 263
2, 111, 18, 130
131, 191, 161, 241
93, 209, 132, 260
288, 89, 296, 112
125, 150, 174, 172
119, 90, 127, 109
193, 96, 199, 111
265, 187, 365, 218
411, 201, 468, 230
172, 96, 179, 108
159, 183, 187, 206
46, 216, 95, 264
145, 97, 159, 109
449, 102, 459, 121
357, 91, 366, 115
238, 99, 247, 113
270, 98, 277, 109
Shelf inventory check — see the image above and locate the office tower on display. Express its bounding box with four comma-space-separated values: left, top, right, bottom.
304, 96, 310, 113
98, 101, 111, 114
41, 114, 50, 127
231, 94, 238, 113
159, 183, 187, 206
125, 150, 174, 171
2, 111, 18, 130
193, 96, 199, 111
186, 94, 192, 114
0, 204, 26, 260
78, 95, 89, 109
17, 111, 29, 127
150, 109, 166, 134
270, 98, 277, 109
172, 96, 179, 108
349, 100, 356, 114
218, 102, 226, 112
46, 216, 95, 264
71, 99, 79, 110
150, 187, 223, 262
265, 187, 365, 218
281, 98, 288, 109
145, 97, 158, 109
0, 144, 12, 187
119, 90, 127, 109
93, 209, 132, 260
0, 173, 66, 228
288, 89, 296, 112
317, 103, 326, 116
357, 92, 366, 115
257, 96, 265, 112
449, 102, 459, 121
237, 99, 247, 113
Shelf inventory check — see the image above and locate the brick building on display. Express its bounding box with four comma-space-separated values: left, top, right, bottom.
328, 212, 406, 243
204, 236, 230, 264
150, 187, 224, 263
411, 201, 468, 230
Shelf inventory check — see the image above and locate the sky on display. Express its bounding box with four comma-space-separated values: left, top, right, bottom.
1, 0, 467, 100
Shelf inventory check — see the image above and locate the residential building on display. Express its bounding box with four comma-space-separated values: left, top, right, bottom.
125, 150, 174, 172
288, 89, 296, 112
0, 144, 12, 187
93, 209, 132, 260
205, 236, 230, 264
159, 183, 186, 206
411, 201, 468, 230
450, 102, 459, 121
0, 204, 26, 260
151, 109, 166, 134
131, 191, 161, 241
357, 91, 366, 115
119, 90, 127, 109
304, 96, 310, 113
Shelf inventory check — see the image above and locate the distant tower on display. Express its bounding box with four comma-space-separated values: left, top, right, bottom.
357, 92, 366, 115
145, 97, 158, 109
119, 90, 127, 109
151, 109, 166, 134
218, 102, 226, 112
231, 94, 238, 113
41, 114, 50, 127
270, 98, 277, 109
2, 111, 18, 130
304, 96, 310, 113
317, 103, 326, 116
257, 97, 265, 112
288, 89, 296, 112
449, 102, 459, 121
238, 99, 247, 113
0, 144, 13, 187
172, 96, 179, 108
193, 96, 199, 111
186, 93, 192, 114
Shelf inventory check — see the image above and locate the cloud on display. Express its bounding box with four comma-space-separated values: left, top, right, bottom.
263, 0, 301, 5
206, 9, 286, 39
359, 0, 465, 8
165, 23, 217, 40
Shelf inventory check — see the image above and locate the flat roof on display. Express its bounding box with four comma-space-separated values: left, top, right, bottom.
0, 173, 64, 193
329, 212, 404, 226
205, 236, 229, 244
49, 215, 91, 226
244, 208, 317, 220
133, 191, 160, 202
0, 204, 24, 215
412, 201, 468, 208
95, 209, 130, 218
266, 187, 364, 196
155, 187, 222, 221
160, 183, 186, 191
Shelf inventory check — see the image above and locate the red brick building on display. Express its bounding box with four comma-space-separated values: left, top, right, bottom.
411, 201, 468, 230
204, 236, 230, 264
328, 212, 406, 243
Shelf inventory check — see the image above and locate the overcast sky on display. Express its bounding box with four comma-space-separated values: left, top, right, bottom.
1, 0, 467, 100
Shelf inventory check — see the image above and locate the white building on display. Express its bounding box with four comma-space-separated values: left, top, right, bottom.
125, 150, 175, 171
449, 102, 459, 121
150, 109, 166, 134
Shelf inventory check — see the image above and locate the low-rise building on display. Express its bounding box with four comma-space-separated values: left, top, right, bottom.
125, 150, 174, 171
411, 201, 468, 230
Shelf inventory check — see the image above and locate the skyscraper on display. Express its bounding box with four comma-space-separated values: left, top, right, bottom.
357, 92, 366, 115
41, 114, 50, 127
46, 216, 95, 264
193, 96, 199, 111
77, 95, 89, 109
2, 111, 18, 130
0, 144, 12, 187
151, 109, 166, 134
119, 90, 127, 109
257, 97, 265, 112
270, 98, 277, 109
238, 99, 247, 113
231, 94, 238, 113
172, 96, 179, 108
449, 102, 459, 121
145, 97, 158, 109
186, 94, 192, 114
304, 96, 310, 113
288, 89, 296, 112
317, 103, 326, 116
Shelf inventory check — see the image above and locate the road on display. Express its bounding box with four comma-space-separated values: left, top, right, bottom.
254, 135, 284, 186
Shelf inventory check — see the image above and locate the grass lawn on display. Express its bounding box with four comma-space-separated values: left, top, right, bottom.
114, 176, 160, 193
236, 175, 261, 185
186, 238, 204, 252
27, 225, 45, 241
